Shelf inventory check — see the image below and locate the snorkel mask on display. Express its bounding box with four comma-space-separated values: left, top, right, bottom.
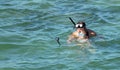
75, 22, 86, 28
68, 17, 86, 28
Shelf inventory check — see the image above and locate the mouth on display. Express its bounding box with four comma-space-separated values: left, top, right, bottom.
77, 28, 83, 32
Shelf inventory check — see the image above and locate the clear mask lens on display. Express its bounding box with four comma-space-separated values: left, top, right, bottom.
76, 24, 83, 28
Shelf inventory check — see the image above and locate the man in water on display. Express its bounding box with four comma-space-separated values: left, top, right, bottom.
67, 21, 96, 44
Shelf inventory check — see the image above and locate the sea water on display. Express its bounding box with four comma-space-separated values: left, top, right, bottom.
0, 0, 120, 70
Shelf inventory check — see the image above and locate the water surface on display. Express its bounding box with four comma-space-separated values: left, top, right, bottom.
0, 0, 120, 70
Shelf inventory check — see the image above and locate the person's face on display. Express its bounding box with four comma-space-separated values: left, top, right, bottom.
76, 28, 84, 32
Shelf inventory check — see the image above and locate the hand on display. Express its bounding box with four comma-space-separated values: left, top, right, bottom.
67, 40, 71, 44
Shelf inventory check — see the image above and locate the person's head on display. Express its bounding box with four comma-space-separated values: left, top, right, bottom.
75, 21, 86, 28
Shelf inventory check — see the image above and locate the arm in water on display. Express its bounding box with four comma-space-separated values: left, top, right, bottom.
67, 33, 76, 43
55, 37, 61, 46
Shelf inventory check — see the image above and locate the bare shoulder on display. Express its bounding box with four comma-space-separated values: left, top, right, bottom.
67, 31, 77, 43
70, 31, 78, 38
73, 31, 78, 36
68, 32, 75, 37
87, 29, 97, 37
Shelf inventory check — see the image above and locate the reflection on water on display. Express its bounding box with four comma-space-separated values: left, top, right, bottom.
0, 0, 120, 70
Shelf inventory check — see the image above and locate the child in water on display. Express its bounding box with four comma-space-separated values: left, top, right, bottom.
67, 21, 96, 44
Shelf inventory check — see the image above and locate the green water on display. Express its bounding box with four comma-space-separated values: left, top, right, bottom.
0, 0, 120, 70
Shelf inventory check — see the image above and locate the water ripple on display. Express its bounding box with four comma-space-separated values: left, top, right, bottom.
0, 0, 120, 70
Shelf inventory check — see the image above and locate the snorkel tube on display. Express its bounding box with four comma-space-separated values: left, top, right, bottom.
69, 17, 76, 28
